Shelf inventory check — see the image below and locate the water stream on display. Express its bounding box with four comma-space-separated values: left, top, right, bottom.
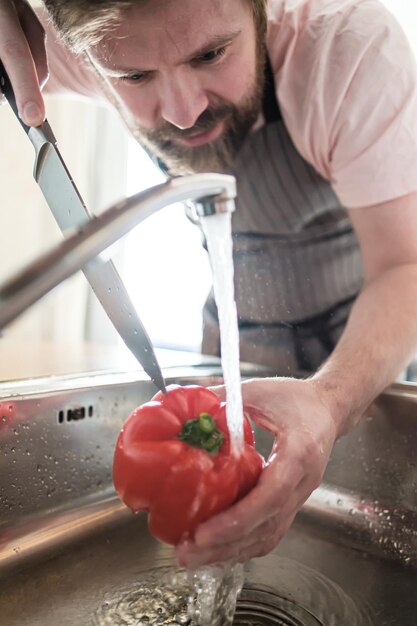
200, 212, 244, 456
188, 213, 246, 623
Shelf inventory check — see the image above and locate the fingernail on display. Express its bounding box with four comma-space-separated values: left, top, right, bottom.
21, 101, 42, 126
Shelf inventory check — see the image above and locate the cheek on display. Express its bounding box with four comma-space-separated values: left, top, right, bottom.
218, 67, 253, 104
212, 51, 258, 106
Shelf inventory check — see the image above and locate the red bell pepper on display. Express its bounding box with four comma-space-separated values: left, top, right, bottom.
113, 384, 264, 545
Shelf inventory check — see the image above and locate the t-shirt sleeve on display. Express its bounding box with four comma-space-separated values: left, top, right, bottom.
274, 0, 417, 208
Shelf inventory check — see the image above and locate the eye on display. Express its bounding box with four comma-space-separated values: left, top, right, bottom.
194, 46, 227, 65
119, 71, 149, 84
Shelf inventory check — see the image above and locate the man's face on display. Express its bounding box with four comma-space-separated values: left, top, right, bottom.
91, 0, 265, 174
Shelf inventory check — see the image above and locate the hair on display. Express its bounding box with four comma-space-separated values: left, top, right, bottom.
43, 0, 268, 53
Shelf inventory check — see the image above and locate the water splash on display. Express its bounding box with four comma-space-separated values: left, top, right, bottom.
93, 563, 244, 625
201, 213, 244, 455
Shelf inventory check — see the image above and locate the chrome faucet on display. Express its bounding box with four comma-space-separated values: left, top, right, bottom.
0, 173, 236, 330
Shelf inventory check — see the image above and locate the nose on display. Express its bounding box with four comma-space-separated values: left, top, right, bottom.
159, 70, 209, 130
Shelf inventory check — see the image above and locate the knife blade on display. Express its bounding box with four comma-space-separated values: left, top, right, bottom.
0, 61, 166, 393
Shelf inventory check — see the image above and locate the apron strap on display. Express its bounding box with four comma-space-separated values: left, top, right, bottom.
262, 56, 282, 124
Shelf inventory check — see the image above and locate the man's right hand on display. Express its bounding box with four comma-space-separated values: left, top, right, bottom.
176, 377, 340, 567
0, 0, 47, 126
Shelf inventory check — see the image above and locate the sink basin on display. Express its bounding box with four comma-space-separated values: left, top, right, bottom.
0, 511, 377, 626
1, 363, 417, 625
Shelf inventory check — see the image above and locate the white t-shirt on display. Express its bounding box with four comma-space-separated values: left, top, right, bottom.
45, 0, 417, 208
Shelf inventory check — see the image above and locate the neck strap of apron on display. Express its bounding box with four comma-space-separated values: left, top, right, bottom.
262, 55, 282, 124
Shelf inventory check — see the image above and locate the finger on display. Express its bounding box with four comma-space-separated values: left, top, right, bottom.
176, 539, 241, 569
0, 1, 45, 125
19, 1, 48, 88
193, 479, 303, 555
192, 427, 325, 550
177, 511, 298, 568
193, 447, 305, 548
208, 384, 226, 401
209, 381, 277, 429
229, 510, 298, 564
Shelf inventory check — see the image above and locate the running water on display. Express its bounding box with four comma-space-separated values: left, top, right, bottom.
201, 212, 244, 455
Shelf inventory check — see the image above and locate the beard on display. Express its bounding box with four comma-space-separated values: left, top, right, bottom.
132, 50, 266, 175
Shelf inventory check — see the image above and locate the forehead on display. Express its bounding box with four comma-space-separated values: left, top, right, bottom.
95, 0, 253, 66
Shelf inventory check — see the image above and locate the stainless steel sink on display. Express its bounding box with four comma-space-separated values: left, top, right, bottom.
1, 362, 417, 625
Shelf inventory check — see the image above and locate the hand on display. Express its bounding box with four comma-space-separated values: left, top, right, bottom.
0, 0, 47, 125
175, 377, 339, 567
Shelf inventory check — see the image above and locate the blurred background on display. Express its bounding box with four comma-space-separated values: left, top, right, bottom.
0, 0, 416, 380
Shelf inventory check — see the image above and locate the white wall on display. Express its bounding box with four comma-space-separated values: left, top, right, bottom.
382, 1, 417, 51
122, 144, 212, 352
0, 98, 91, 342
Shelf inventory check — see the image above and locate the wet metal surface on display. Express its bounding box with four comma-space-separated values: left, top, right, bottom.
1, 372, 417, 625
235, 589, 325, 625
1, 491, 416, 625
0, 514, 375, 626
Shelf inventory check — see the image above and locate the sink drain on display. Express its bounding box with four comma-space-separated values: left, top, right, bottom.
234, 590, 324, 626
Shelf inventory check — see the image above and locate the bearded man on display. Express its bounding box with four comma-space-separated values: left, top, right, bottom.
2, 0, 417, 567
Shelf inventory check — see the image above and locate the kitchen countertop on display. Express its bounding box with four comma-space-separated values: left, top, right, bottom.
0, 339, 213, 382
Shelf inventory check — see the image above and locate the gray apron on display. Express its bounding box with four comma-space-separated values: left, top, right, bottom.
202, 58, 364, 374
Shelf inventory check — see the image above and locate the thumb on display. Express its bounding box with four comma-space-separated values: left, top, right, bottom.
208, 384, 226, 402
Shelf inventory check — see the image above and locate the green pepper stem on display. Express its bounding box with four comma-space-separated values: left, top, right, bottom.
179, 412, 224, 453
198, 413, 216, 433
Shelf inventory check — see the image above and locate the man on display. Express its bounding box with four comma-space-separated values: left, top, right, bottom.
2, 0, 417, 567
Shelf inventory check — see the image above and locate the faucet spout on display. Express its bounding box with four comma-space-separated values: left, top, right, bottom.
0, 174, 237, 330
194, 194, 236, 218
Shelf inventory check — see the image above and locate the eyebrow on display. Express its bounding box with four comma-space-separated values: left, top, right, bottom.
99, 29, 241, 77
186, 30, 241, 62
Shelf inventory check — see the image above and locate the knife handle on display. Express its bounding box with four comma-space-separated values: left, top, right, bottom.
0, 60, 31, 134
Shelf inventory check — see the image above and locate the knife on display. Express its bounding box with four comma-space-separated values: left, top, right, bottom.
0, 61, 166, 393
